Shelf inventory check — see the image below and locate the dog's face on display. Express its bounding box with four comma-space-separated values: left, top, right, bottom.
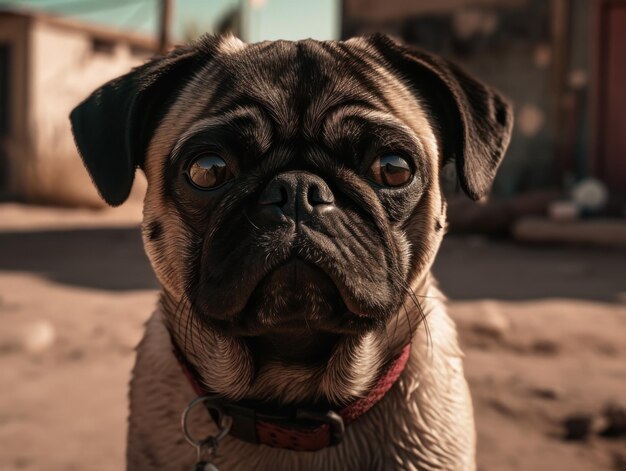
71, 34, 511, 404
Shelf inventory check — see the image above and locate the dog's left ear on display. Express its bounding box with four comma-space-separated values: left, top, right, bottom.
367, 34, 513, 200
70, 37, 218, 206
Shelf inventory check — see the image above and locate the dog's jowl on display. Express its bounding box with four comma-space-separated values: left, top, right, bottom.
70, 34, 512, 471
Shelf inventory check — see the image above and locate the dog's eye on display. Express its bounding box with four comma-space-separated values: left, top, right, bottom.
367, 154, 413, 187
187, 154, 233, 190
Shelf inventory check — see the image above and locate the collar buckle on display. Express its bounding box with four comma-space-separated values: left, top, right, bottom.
295, 409, 345, 446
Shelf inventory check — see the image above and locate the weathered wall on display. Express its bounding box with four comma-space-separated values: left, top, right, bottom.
0, 15, 30, 200
6, 16, 149, 206
28, 19, 150, 206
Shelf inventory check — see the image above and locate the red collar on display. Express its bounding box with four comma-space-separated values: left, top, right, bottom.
174, 342, 411, 451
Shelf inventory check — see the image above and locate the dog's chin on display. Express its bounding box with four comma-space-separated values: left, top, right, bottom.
201, 259, 381, 362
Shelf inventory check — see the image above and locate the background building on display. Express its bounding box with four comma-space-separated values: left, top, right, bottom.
0, 8, 155, 205
343, 0, 626, 206
0, 0, 341, 205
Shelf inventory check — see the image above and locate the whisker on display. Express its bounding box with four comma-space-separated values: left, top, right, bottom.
243, 209, 261, 232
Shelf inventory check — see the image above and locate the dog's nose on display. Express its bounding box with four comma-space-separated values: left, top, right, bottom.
258, 171, 335, 223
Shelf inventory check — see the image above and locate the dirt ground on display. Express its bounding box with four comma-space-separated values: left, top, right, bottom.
0, 203, 625, 471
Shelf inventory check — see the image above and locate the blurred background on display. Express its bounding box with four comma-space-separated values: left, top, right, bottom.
0, 0, 624, 470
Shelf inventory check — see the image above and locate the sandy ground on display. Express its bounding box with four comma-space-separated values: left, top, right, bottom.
0, 203, 625, 471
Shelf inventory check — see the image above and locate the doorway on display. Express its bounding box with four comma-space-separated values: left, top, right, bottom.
0, 44, 9, 197
595, 1, 626, 200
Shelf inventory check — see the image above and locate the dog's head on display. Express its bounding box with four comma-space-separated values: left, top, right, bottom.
70, 34, 512, 404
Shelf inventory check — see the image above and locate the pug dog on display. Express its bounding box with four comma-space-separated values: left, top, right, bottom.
70, 34, 512, 470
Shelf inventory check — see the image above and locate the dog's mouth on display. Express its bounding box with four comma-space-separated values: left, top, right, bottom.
193, 217, 402, 342
207, 257, 380, 337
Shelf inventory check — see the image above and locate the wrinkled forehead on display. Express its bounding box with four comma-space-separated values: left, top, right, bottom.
205, 39, 406, 137
145, 38, 435, 178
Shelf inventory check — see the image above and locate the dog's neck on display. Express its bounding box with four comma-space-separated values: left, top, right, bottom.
128, 277, 476, 468
159, 273, 431, 407
248, 331, 340, 365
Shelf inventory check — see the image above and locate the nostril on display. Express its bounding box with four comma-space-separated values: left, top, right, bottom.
259, 183, 289, 207
256, 173, 334, 223
277, 186, 288, 207
308, 184, 334, 206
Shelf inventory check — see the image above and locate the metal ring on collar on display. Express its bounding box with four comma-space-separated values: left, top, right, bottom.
181, 395, 233, 449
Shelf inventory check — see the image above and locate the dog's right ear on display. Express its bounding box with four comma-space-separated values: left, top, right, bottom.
366, 34, 513, 201
70, 38, 217, 206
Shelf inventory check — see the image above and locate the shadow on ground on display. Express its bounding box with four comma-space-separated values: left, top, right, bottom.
0, 226, 625, 301
0, 227, 157, 291
434, 237, 626, 302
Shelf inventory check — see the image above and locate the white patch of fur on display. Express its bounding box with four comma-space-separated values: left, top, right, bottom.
217, 35, 247, 55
